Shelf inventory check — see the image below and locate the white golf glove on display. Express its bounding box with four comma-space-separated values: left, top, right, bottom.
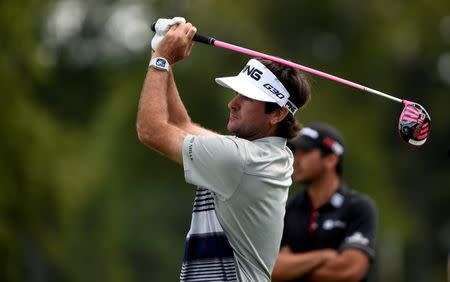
151, 17, 186, 51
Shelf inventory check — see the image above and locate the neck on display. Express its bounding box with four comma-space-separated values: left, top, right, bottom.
307, 172, 340, 209
243, 125, 278, 141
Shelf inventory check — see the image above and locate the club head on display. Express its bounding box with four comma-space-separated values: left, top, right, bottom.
398, 100, 431, 147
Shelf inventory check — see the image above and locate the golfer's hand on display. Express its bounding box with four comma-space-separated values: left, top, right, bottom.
153, 23, 197, 65
151, 17, 186, 51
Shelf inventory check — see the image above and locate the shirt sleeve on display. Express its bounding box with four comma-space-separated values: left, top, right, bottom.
280, 215, 290, 248
182, 134, 245, 200
339, 195, 377, 259
280, 197, 297, 248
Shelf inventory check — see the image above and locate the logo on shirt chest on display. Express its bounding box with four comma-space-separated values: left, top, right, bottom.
322, 219, 347, 230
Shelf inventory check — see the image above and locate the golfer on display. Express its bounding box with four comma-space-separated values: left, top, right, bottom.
272, 122, 377, 281
137, 19, 310, 281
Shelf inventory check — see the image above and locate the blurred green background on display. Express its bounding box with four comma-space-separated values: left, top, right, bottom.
1, 0, 449, 281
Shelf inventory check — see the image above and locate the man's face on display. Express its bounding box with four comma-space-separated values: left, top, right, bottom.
292, 148, 325, 183
227, 93, 272, 140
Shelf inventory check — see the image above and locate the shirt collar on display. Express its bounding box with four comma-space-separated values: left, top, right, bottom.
302, 182, 348, 210
253, 136, 287, 147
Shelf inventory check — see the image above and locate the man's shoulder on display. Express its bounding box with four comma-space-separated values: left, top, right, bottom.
286, 190, 307, 209
191, 135, 287, 149
342, 185, 377, 211
186, 134, 243, 150
184, 134, 247, 168
193, 135, 252, 149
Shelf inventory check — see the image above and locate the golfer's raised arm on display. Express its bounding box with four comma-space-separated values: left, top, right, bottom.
136, 63, 186, 164
136, 24, 197, 163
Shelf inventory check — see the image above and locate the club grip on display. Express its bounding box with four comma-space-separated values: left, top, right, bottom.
150, 22, 215, 45
192, 33, 216, 45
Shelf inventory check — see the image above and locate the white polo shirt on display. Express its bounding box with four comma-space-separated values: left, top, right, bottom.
182, 134, 293, 281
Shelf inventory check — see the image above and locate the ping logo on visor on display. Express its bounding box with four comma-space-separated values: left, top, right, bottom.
241, 65, 286, 99
242, 65, 263, 81
215, 59, 299, 115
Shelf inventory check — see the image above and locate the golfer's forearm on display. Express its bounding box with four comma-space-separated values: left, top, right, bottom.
166, 69, 191, 126
136, 67, 170, 145
272, 252, 327, 280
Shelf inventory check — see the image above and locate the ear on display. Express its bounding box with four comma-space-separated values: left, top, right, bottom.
269, 107, 289, 125
323, 153, 339, 171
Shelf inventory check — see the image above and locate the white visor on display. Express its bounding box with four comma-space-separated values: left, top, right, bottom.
215, 59, 299, 115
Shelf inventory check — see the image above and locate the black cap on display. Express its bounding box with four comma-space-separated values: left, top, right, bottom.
288, 122, 345, 156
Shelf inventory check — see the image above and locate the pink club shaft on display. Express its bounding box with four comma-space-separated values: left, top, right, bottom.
213, 40, 403, 103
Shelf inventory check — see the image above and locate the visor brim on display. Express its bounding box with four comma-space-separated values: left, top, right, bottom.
215, 76, 277, 103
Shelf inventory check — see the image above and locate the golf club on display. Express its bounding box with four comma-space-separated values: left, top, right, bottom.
151, 23, 431, 147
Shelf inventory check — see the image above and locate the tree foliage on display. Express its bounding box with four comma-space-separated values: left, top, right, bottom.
0, 0, 449, 281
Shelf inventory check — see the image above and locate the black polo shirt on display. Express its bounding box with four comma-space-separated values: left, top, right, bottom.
281, 183, 377, 280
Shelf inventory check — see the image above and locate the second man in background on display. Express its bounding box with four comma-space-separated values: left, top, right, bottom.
272, 122, 378, 282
